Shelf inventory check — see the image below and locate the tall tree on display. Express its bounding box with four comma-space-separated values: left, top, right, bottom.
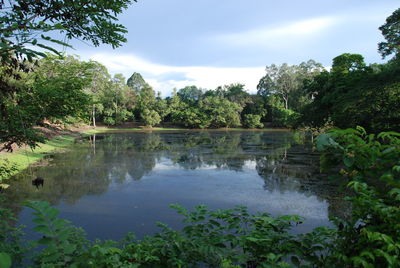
331, 53, 366, 74
378, 8, 400, 58
127, 72, 149, 92
177, 85, 203, 103
257, 64, 300, 110
0, 0, 137, 69
0, 55, 94, 150
85, 61, 112, 127
100, 74, 134, 126
220, 83, 252, 108
0, 0, 137, 149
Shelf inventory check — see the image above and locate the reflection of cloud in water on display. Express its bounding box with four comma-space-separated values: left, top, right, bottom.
185, 181, 329, 220
218, 190, 328, 220
130, 158, 329, 221
153, 158, 259, 172
152, 157, 219, 171
243, 160, 257, 170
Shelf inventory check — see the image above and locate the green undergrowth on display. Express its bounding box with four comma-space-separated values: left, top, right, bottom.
0, 136, 76, 181
1, 127, 399, 267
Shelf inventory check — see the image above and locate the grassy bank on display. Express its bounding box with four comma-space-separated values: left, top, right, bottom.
0, 135, 77, 178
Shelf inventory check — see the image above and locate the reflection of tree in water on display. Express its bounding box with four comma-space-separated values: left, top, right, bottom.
167, 132, 249, 171
3, 131, 349, 219
255, 139, 350, 220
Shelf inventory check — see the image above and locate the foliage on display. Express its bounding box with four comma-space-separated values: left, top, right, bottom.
0, 197, 26, 267
100, 74, 134, 126
171, 105, 211, 129
257, 60, 323, 111
297, 9, 400, 132
299, 54, 400, 132
85, 61, 113, 127
177, 85, 203, 103
0, 55, 93, 151
331, 53, 366, 74
216, 83, 252, 109
0, 0, 136, 67
13, 201, 334, 267
127, 72, 150, 92
0, 160, 17, 190
378, 8, 400, 58
243, 114, 263, 129
24, 200, 89, 267
2, 128, 400, 267
142, 109, 161, 127
0, 0, 137, 151
316, 127, 400, 267
265, 96, 299, 127
169, 92, 244, 129
200, 96, 243, 128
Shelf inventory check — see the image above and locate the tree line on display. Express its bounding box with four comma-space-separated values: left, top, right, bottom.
1, 5, 399, 152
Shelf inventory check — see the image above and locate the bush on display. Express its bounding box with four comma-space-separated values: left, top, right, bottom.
142, 109, 161, 127
271, 107, 300, 128
11, 201, 332, 267
0, 160, 17, 190
0, 198, 26, 268
243, 114, 264, 128
315, 126, 400, 267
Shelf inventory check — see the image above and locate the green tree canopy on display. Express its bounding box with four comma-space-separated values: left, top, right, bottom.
127, 72, 149, 92
378, 8, 400, 58
331, 53, 366, 74
177, 85, 203, 103
0, 55, 94, 150
0, 0, 137, 70
257, 61, 322, 110
0, 0, 137, 149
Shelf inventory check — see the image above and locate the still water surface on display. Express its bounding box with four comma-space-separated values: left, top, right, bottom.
6, 131, 347, 240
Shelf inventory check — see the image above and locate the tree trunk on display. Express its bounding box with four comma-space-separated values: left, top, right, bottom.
284, 97, 288, 110
92, 105, 96, 128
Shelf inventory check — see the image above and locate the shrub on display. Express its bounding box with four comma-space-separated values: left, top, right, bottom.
142, 109, 161, 127
243, 114, 263, 128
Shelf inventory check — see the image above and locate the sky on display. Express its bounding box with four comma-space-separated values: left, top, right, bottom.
68, 0, 399, 96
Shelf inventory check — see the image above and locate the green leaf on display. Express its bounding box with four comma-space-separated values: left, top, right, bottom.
209, 219, 221, 227
291, 256, 300, 266
245, 237, 260, 242
38, 236, 53, 245
46, 207, 60, 220
343, 156, 355, 167
63, 243, 77, 254
0, 253, 11, 268
32, 218, 46, 225
33, 225, 52, 234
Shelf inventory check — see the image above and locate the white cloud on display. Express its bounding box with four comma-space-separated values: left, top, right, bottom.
83, 52, 265, 97
215, 16, 337, 47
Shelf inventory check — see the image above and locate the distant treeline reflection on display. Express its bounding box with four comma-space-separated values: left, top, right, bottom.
5, 131, 348, 219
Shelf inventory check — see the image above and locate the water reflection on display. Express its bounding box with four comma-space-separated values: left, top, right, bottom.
4, 131, 348, 239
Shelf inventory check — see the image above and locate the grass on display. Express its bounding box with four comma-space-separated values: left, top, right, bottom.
0, 135, 76, 178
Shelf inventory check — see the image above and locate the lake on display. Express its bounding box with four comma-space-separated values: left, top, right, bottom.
4, 130, 348, 240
